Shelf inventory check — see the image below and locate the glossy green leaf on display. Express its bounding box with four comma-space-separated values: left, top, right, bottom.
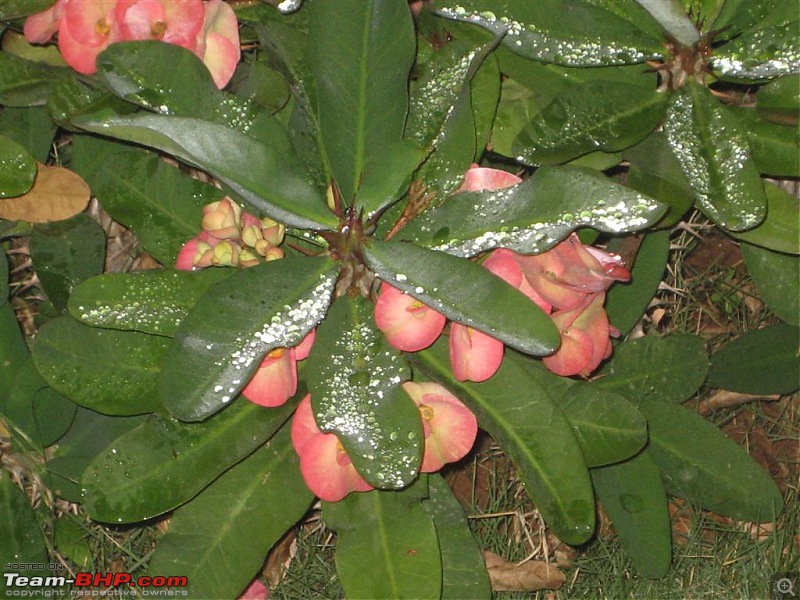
423, 474, 491, 599
46, 408, 147, 502
69, 135, 224, 265
597, 334, 708, 404
69, 268, 235, 337
756, 75, 799, 125
605, 230, 670, 336
514, 80, 668, 165
229, 57, 291, 114
400, 165, 665, 258
663, 82, 767, 231
307, 296, 421, 489
625, 131, 696, 227
435, 0, 664, 66
641, 400, 782, 522
365, 240, 559, 356
47, 75, 134, 128
634, 0, 699, 46
712, 20, 800, 82
591, 450, 672, 578
0, 52, 69, 107
0, 473, 50, 594
73, 113, 337, 231
161, 256, 337, 422
741, 242, 800, 325
710, 0, 788, 39
96, 42, 291, 148
470, 52, 501, 155
355, 140, 428, 220
492, 78, 545, 158
0, 304, 32, 405
0, 134, 36, 198
147, 426, 314, 600
0, 106, 57, 164
707, 324, 800, 395
730, 182, 800, 255
730, 107, 800, 177
81, 397, 298, 523
323, 484, 442, 600
414, 340, 596, 545
32, 316, 168, 416
560, 385, 647, 467
0, 0, 55, 19
309, 0, 415, 202
4, 359, 77, 449
30, 215, 106, 313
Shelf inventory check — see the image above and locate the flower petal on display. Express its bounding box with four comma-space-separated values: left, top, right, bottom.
242, 348, 297, 408
374, 283, 445, 352
449, 323, 504, 382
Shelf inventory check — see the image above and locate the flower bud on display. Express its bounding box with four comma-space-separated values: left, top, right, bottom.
202, 197, 242, 240
211, 240, 240, 267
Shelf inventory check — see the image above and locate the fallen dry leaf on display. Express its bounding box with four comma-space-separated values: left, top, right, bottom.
0, 163, 90, 222
483, 550, 565, 592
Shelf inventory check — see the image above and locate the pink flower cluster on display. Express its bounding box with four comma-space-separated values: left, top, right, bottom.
24, 0, 240, 88
374, 165, 630, 380
176, 199, 478, 503
291, 381, 477, 502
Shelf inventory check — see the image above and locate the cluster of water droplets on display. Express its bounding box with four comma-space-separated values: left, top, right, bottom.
76, 282, 185, 336
712, 22, 800, 81
436, 6, 654, 66
216, 273, 335, 403
312, 321, 417, 488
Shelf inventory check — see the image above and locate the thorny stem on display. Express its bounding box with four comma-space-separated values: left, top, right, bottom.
385, 180, 435, 240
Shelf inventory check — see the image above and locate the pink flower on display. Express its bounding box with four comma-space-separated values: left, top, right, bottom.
23, 0, 240, 88
517, 233, 630, 310
543, 293, 613, 377
374, 283, 446, 352
290, 394, 374, 502
449, 324, 504, 383
401, 382, 477, 473
237, 578, 268, 600
242, 330, 316, 408
115, 0, 204, 51
195, 0, 241, 89
457, 164, 521, 192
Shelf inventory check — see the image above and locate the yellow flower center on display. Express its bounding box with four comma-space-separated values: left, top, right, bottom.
95, 18, 111, 37
419, 404, 435, 421
150, 20, 167, 39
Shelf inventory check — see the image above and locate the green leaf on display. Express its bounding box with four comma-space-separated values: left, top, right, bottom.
414, 341, 596, 545
597, 334, 708, 404
0, 52, 69, 107
741, 242, 800, 325
365, 240, 560, 356
730, 107, 800, 177
0, 473, 50, 595
4, 360, 77, 449
69, 135, 224, 265
605, 230, 670, 336
423, 475, 491, 599
756, 75, 799, 125
81, 397, 298, 523
0, 304, 33, 406
400, 165, 665, 258
634, 0, 699, 46
323, 484, 442, 600
730, 182, 800, 255
307, 296, 422, 489
47, 408, 147, 502
0, 0, 55, 19
641, 400, 782, 522
435, 0, 664, 66
147, 425, 314, 600
0, 251, 8, 306
30, 215, 106, 313
69, 268, 235, 337
624, 131, 696, 227
161, 256, 337, 422
73, 113, 337, 231
591, 450, 672, 578
712, 20, 800, 82
514, 80, 668, 165
710, 0, 788, 39
0, 134, 36, 198
560, 385, 647, 467
309, 0, 415, 202
663, 82, 767, 231
32, 316, 168, 416
0, 106, 57, 164
355, 140, 428, 219
47, 75, 135, 128
707, 324, 800, 395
